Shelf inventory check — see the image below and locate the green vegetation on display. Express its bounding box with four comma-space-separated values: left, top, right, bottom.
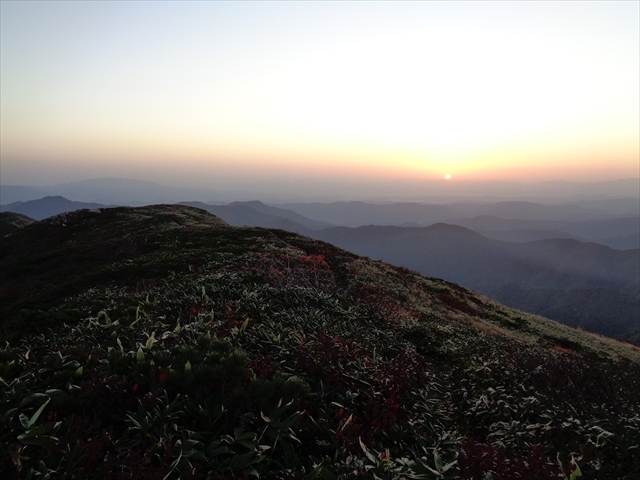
1, 205, 639, 479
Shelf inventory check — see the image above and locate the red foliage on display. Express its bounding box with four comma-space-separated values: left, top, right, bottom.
249, 354, 276, 379
56, 416, 112, 473
457, 438, 560, 480
300, 254, 330, 271
438, 292, 477, 315
79, 368, 130, 412
210, 304, 246, 336
374, 349, 430, 401
294, 331, 361, 386
552, 345, 573, 355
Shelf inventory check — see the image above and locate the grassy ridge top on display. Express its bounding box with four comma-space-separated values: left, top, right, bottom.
1, 205, 639, 479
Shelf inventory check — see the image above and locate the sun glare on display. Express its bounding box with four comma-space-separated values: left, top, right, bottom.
0, 2, 637, 186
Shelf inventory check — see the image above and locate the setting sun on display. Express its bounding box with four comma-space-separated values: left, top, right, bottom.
0, 1, 638, 191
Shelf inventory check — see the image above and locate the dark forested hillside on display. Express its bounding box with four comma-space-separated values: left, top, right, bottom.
1, 205, 639, 479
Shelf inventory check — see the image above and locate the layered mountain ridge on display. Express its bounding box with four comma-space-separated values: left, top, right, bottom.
2, 197, 638, 343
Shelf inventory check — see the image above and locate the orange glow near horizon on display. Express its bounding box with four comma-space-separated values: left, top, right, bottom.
4, 134, 637, 186
1, 2, 638, 189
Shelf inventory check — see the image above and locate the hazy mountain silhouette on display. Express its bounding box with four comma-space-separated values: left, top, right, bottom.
451, 215, 640, 250
0, 196, 112, 220
566, 197, 640, 216
446, 201, 605, 221
281, 201, 639, 249
3, 177, 638, 205
0, 178, 217, 205
178, 200, 332, 230
280, 201, 463, 227
281, 199, 634, 227
308, 223, 640, 341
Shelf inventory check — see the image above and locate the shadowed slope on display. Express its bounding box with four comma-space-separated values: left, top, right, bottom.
0, 212, 36, 236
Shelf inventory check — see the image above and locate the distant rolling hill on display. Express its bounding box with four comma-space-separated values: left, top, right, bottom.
309, 223, 640, 342
566, 196, 640, 216
280, 201, 639, 247
452, 215, 640, 250
0, 178, 218, 205
0, 197, 319, 229
280, 199, 625, 227
0, 196, 111, 220
2, 195, 637, 248
179, 200, 333, 230
446, 200, 606, 221
279, 201, 463, 227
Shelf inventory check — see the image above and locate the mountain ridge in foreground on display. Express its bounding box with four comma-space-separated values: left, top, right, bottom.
1, 205, 639, 479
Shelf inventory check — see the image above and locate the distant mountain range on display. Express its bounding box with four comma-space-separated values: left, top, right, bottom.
6, 195, 637, 249
445, 215, 640, 250
279, 198, 640, 225
2, 194, 638, 342
178, 201, 334, 230
306, 223, 640, 342
0, 196, 112, 220
2, 177, 639, 205
0, 178, 217, 205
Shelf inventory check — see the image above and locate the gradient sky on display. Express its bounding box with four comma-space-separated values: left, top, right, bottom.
1, 1, 638, 192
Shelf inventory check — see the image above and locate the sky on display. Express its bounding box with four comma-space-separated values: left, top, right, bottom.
1, 1, 639, 196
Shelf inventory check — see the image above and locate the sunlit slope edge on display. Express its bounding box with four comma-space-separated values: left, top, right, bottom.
1, 205, 639, 479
